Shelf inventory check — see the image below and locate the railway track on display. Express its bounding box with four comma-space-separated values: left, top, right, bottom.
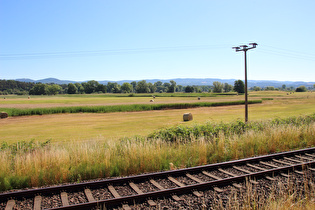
1, 147, 314, 210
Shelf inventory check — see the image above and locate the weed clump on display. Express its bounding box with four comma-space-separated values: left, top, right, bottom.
148, 114, 315, 142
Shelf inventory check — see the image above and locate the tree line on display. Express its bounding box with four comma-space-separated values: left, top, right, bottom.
0, 79, 312, 95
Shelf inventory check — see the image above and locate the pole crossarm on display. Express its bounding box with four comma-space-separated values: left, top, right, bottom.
233, 43, 257, 52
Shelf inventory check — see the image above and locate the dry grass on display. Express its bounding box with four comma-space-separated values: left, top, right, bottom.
216, 172, 315, 210
1, 119, 314, 191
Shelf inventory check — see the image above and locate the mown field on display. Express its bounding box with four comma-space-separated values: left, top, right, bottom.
0, 91, 314, 197
0, 91, 314, 143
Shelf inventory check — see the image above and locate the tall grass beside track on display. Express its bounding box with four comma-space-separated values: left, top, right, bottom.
209, 172, 315, 209
0, 114, 314, 192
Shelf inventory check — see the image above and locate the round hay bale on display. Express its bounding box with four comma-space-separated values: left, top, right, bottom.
198, 97, 200, 100
0, 112, 8, 119
183, 113, 193, 121
150, 99, 154, 102
152, 95, 155, 99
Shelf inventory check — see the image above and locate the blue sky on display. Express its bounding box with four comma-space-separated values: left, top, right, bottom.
1, 0, 315, 82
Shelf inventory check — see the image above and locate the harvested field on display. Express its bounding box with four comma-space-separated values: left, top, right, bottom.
0, 91, 302, 109
0, 92, 314, 143
0, 96, 245, 109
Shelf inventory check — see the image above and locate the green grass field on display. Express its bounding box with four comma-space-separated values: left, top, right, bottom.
0, 91, 314, 143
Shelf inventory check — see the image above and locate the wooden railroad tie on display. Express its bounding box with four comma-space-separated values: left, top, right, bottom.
34, 196, 42, 210
60, 192, 69, 207
149, 179, 182, 201
201, 171, 224, 192
272, 159, 304, 175
168, 176, 202, 197
305, 153, 315, 158
5, 200, 15, 210
129, 182, 156, 206
108, 185, 132, 210
246, 164, 275, 181
84, 188, 96, 202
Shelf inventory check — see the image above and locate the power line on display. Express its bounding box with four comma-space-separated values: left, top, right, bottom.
258, 46, 315, 61
2, 44, 315, 62
0, 44, 230, 60
264, 45, 315, 57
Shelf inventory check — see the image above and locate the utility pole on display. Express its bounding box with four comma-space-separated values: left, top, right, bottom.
232, 43, 257, 123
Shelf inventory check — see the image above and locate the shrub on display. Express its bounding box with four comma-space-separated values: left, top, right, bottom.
295, 86, 307, 92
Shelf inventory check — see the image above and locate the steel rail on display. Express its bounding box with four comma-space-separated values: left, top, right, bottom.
48, 161, 315, 210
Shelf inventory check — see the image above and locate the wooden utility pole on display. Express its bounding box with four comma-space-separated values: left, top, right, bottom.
233, 43, 257, 123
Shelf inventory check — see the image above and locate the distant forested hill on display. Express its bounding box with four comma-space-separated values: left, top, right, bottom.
14, 77, 315, 88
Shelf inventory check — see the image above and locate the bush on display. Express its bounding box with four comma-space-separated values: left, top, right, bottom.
295, 86, 307, 92
148, 113, 315, 142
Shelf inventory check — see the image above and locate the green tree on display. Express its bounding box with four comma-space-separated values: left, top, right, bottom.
265, 86, 275, 91
136, 80, 149, 93
253, 86, 261, 91
281, 84, 286, 90
185, 85, 194, 93
163, 82, 170, 92
0, 79, 35, 95
147, 82, 156, 93
195, 87, 202, 93
212, 81, 224, 93
121, 82, 133, 93
75, 83, 85, 94
106, 82, 120, 93
82, 80, 99, 94
177, 85, 183, 92
223, 83, 233, 93
295, 86, 307, 92
233, 80, 245, 93
47, 84, 61, 95
154, 81, 164, 93
29, 83, 47, 95
106, 82, 114, 93
67, 83, 78, 94
96, 84, 106, 93
167, 80, 177, 93
155, 81, 162, 86
130, 81, 137, 93
112, 83, 121, 93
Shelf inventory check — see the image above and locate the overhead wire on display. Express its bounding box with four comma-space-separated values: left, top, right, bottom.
257, 45, 315, 61
0, 44, 230, 60
1, 44, 315, 62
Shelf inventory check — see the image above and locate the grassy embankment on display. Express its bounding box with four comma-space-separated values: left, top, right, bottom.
0, 114, 314, 192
